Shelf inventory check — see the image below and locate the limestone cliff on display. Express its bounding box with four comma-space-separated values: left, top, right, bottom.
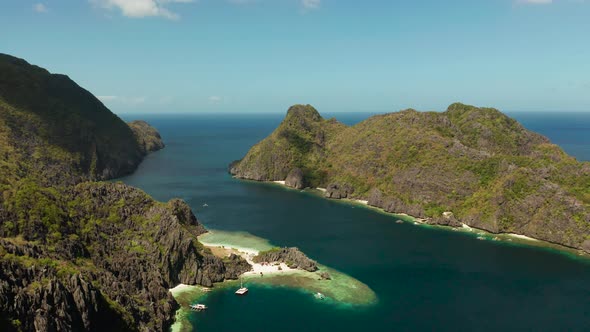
128, 120, 165, 155
0, 53, 156, 181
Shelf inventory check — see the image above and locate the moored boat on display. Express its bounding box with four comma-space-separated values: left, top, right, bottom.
235, 277, 248, 295
190, 304, 208, 311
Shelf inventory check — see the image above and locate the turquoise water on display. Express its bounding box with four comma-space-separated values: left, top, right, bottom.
120, 112, 590, 332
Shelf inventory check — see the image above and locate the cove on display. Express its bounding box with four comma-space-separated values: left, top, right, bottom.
120, 112, 590, 332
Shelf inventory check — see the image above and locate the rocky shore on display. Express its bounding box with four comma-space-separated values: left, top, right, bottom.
253, 247, 318, 272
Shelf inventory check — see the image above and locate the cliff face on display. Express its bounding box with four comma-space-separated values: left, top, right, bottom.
1, 183, 250, 331
128, 120, 165, 155
231, 104, 590, 252
253, 247, 318, 272
0, 54, 248, 331
229, 104, 346, 184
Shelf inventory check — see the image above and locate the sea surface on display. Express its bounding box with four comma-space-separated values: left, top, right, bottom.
120, 111, 590, 332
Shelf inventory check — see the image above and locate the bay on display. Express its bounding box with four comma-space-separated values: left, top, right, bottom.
120, 111, 590, 332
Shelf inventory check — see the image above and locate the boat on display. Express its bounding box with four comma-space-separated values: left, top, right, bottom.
314, 292, 325, 300
190, 304, 207, 311
203, 203, 208, 207
235, 277, 248, 295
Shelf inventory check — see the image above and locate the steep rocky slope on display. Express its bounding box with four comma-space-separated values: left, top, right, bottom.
231, 104, 590, 252
128, 120, 165, 154
253, 247, 318, 272
0, 183, 249, 331
0, 54, 247, 331
0, 53, 161, 180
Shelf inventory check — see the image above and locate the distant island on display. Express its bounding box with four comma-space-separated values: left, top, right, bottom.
230, 104, 590, 253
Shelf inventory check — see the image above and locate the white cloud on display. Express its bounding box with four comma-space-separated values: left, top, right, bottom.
33, 3, 48, 13
302, 0, 320, 10
208, 95, 223, 104
227, 0, 256, 4
97, 95, 118, 102
90, 0, 194, 20
517, 0, 553, 4
97, 95, 147, 106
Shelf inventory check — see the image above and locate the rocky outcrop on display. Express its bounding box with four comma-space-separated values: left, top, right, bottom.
128, 120, 165, 155
253, 247, 318, 272
325, 183, 354, 199
0, 53, 162, 182
285, 168, 305, 189
229, 104, 345, 183
0, 183, 251, 331
0, 257, 132, 332
231, 103, 590, 252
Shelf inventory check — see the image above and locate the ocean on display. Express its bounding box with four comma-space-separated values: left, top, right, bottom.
119, 111, 590, 332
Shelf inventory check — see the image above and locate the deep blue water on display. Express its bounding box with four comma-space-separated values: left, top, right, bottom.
120, 111, 590, 332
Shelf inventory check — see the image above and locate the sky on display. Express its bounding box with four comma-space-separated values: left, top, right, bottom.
1, 0, 589, 114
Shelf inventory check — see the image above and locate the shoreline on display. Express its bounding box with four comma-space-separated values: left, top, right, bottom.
199, 237, 297, 277
170, 230, 378, 331
253, 178, 589, 260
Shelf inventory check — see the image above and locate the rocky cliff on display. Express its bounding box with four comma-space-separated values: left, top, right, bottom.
253, 247, 318, 272
0, 54, 248, 331
231, 104, 590, 252
128, 120, 165, 155
1, 183, 250, 331
0, 53, 157, 180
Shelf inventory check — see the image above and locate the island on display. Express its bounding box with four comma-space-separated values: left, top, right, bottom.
230, 104, 590, 253
170, 230, 376, 331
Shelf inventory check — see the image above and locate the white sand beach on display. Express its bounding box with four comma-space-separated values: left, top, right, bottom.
508, 233, 539, 241
202, 242, 296, 277
267, 180, 550, 247
169, 283, 192, 294
461, 223, 473, 231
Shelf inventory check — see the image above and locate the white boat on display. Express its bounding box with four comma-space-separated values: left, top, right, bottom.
314, 292, 325, 300
203, 203, 209, 207
235, 277, 248, 295
190, 304, 207, 311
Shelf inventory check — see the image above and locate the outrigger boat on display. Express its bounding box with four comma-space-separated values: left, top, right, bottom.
314, 292, 325, 300
235, 277, 248, 295
190, 304, 207, 311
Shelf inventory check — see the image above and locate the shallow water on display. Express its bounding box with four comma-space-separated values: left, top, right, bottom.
120, 111, 590, 332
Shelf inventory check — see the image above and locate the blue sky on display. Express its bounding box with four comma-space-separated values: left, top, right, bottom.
1, 0, 589, 114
